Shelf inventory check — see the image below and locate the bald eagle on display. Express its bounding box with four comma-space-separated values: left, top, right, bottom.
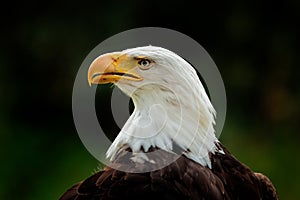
60, 46, 277, 200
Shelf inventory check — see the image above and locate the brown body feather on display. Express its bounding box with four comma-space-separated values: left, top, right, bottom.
59, 144, 277, 200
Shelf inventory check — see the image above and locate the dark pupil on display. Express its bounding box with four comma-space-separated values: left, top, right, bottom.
141, 60, 148, 66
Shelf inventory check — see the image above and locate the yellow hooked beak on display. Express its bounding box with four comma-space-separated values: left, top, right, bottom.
87, 53, 143, 86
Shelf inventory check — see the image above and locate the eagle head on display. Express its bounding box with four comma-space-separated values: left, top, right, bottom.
88, 46, 220, 168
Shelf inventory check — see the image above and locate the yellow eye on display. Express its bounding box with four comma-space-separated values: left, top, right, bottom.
137, 59, 152, 69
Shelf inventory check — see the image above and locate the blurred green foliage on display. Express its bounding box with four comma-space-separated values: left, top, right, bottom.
0, 1, 299, 199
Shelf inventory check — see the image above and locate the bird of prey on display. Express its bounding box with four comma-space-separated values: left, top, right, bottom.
60, 46, 277, 200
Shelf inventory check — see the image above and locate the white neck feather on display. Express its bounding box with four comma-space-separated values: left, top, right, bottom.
106, 86, 220, 168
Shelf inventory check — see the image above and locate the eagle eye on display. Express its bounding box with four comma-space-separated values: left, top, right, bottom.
137, 59, 152, 69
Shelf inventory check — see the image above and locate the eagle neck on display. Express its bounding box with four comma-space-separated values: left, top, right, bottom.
106, 85, 221, 168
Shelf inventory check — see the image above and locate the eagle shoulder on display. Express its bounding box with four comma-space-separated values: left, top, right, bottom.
59, 149, 226, 200
60, 147, 277, 200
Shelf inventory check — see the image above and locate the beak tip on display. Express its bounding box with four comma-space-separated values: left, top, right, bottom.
88, 77, 92, 87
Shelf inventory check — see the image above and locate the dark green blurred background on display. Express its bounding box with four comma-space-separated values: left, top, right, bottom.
1, 1, 299, 199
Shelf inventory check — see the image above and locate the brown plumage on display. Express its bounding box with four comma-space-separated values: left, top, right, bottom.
59, 144, 277, 200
